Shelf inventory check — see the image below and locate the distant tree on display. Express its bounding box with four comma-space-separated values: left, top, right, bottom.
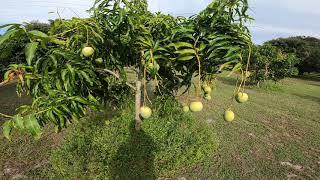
249, 44, 299, 84
267, 36, 320, 74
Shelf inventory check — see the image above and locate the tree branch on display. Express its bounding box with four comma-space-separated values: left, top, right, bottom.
96, 68, 136, 90
0, 112, 13, 118
0, 80, 9, 88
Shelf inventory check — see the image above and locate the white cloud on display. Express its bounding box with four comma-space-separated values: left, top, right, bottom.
0, 0, 93, 23
251, 0, 320, 16
251, 23, 320, 38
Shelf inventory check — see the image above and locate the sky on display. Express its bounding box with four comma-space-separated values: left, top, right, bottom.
0, 0, 319, 44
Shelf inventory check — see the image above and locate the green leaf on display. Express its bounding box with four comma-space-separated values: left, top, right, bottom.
136, 36, 153, 48
66, 64, 75, 82
218, 60, 238, 71
13, 114, 24, 130
169, 42, 193, 49
79, 71, 94, 86
89, 26, 104, 43
49, 55, 58, 68
199, 43, 206, 51
50, 38, 66, 45
16, 105, 30, 115
0, 23, 20, 29
88, 94, 98, 103
25, 42, 39, 65
175, 49, 196, 55
24, 115, 42, 139
228, 62, 242, 77
2, 120, 13, 140
4, 70, 14, 80
0, 29, 19, 46
61, 104, 72, 114
73, 96, 89, 105
177, 55, 195, 61
28, 30, 48, 38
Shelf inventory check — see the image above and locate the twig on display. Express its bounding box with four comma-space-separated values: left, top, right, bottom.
97, 68, 136, 90
53, 27, 78, 37
0, 112, 13, 118
242, 45, 252, 92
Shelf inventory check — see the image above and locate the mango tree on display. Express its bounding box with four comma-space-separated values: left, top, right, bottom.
249, 44, 299, 85
0, 0, 253, 139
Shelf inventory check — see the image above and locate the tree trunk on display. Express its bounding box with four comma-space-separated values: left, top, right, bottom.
264, 63, 270, 80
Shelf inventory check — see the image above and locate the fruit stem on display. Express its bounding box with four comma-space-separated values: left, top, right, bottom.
242, 45, 252, 92
85, 26, 89, 45
194, 36, 201, 99
238, 68, 245, 93
143, 57, 148, 107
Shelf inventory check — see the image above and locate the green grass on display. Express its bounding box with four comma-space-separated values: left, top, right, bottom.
48, 97, 217, 179
0, 75, 320, 179
184, 75, 320, 179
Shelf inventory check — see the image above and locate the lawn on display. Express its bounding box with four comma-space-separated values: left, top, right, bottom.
0, 75, 320, 179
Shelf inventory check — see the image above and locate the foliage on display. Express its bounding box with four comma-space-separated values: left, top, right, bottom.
0, 0, 252, 139
249, 44, 299, 84
48, 96, 217, 179
0, 21, 52, 81
268, 36, 320, 74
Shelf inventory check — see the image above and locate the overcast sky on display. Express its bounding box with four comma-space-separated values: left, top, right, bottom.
0, 0, 319, 44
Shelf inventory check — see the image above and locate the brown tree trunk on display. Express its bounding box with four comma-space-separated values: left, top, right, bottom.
264, 63, 270, 80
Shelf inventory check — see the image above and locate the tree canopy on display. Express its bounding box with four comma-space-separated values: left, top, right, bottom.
0, 0, 252, 139
267, 36, 320, 74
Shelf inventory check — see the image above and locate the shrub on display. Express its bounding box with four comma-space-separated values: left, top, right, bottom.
48, 96, 217, 179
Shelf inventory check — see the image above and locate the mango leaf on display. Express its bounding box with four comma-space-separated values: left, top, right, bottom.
66, 64, 75, 82
24, 115, 42, 139
0, 29, 19, 46
3, 70, 14, 80
228, 62, 242, 77
79, 70, 94, 86
88, 94, 98, 103
28, 30, 48, 38
175, 49, 196, 55
25, 42, 39, 65
73, 96, 89, 104
136, 36, 153, 48
2, 120, 13, 140
199, 43, 206, 51
0, 23, 20, 29
169, 42, 193, 49
89, 26, 104, 43
177, 55, 195, 61
13, 114, 24, 130
50, 38, 66, 45
60, 104, 72, 114
218, 60, 238, 71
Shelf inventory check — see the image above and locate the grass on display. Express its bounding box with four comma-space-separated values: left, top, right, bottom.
0, 75, 320, 179
184, 75, 320, 179
48, 97, 217, 179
